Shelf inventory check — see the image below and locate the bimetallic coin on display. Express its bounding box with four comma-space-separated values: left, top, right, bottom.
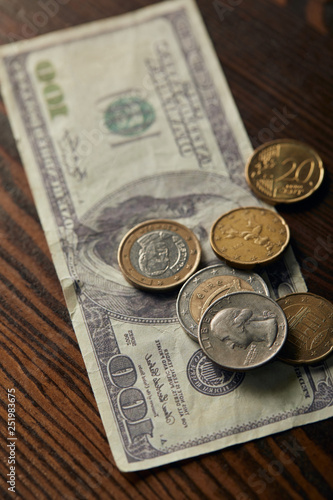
210, 206, 290, 269
118, 219, 201, 291
277, 293, 333, 365
198, 291, 288, 371
245, 139, 324, 205
176, 264, 270, 342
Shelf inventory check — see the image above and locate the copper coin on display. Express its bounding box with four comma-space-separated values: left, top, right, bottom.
277, 293, 333, 365
245, 139, 324, 204
198, 291, 288, 371
210, 207, 290, 269
118, 219, 201, 291
176, 264, 270, 342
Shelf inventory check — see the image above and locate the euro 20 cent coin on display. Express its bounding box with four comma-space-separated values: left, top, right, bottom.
210, 207, 290, 269
245, 139, 324, 204
176, 264, 270, 342
277, 293, 333, 365
118, 219, 201, 291
198, 291, 288, 371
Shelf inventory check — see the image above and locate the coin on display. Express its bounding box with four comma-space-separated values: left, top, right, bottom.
118, 219, 201, 291
245, 139, 324, 204
210, 206, 290, 269
198, 291, 288, 371
276, 293, 333, 365
176, 264, 270, 342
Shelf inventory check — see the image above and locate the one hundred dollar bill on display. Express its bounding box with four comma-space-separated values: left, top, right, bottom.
1, 0, 332, 471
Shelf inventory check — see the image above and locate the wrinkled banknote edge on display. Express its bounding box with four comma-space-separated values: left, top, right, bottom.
111, 408, 333, 471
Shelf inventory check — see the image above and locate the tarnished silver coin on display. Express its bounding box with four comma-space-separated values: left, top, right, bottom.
176, 264, 270, 342
198, 291, 288, 371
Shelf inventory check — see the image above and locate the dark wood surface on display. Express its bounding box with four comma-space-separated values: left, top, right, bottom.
0, 1, 333, 499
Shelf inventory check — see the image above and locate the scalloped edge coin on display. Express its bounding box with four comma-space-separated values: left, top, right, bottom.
210, 206, 290, 269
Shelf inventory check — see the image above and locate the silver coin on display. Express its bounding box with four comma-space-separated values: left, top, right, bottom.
176, 264, 270, 342
198, 291, 287, 371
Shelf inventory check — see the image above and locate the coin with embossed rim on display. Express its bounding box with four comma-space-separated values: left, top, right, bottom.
245, 139, 324, 205
176, 264, 270, 342
118, 219, 201, 291
198, 291, 288, 371
210, 206, 290, 269
277, 293, 333, 365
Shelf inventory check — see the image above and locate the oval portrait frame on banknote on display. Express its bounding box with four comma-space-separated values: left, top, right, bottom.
76, 170, 257, 323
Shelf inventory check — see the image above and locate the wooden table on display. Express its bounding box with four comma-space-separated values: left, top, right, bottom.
0, 1, 332, 498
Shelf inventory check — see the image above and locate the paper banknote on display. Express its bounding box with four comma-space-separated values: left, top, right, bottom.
1, 0, 332, 472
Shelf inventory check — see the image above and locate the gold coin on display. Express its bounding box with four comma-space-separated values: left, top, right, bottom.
245, 139, 324, 204
277, 293, 333, 365
192, 275, 255, 323
118, 219, 201, 291
210, 206, 290, 269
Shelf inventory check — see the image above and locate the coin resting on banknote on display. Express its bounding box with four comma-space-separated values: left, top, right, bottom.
277, 293, 333, 365
198, 292, 288, 371
210, 207, 290, 269
118, 219, 201, 291
176, 264, 270, 342
245, 139, 324, 205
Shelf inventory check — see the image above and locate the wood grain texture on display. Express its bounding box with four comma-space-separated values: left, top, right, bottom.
0, 0, 332, 498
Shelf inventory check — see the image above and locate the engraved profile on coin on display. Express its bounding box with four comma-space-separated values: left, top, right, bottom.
176, 264, 270, 342
135, 231, 187, 278
118, 219, 201, 291
198, 292, 288, 371
210, 307, 278, 350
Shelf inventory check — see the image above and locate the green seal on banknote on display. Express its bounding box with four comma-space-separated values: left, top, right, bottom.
104, 96, 155, 136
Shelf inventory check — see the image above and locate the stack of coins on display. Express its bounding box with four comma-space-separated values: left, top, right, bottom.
198, 292, 288, 371
176, 264, 270, 342
118, 140, 332, 371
